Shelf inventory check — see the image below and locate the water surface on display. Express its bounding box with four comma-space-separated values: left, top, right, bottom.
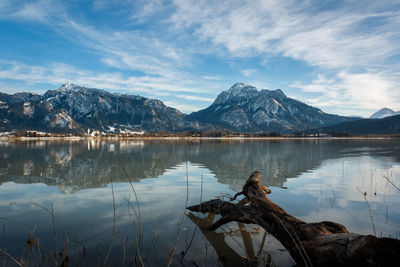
1, 139, 399, 266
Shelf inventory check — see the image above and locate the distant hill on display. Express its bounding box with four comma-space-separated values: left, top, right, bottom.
189, 83, 354, 133
312, 115, 400, 135
370, 108, 400, 119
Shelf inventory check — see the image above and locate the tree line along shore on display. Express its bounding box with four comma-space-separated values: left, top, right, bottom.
1, 130, 400, 139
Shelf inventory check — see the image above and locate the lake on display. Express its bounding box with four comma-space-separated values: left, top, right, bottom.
1, 139, 400, 266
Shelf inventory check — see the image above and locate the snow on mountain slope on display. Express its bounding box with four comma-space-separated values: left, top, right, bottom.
189, 83, 353, 132
1, 82, 358, 133
0, 83, 205, 132
370, 108, 400, 119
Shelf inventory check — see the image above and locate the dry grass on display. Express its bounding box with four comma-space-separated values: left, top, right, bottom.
357, 187, 377, 236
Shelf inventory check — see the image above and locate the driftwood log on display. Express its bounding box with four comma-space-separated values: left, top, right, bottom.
187, 171, 400, 267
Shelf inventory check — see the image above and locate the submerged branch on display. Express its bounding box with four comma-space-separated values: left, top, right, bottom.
187, 171, 400, 267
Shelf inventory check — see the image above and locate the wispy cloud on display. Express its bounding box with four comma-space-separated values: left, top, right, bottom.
0, 0, 225, 108
176, 94, 214, 102
0, 0, 63, 22
240, 69, 257, 77
201, 75, 221, 80
62, 20, 189, 75
171, 0, 400, 69
0, 60, 217, 96
163, 100, 205, 114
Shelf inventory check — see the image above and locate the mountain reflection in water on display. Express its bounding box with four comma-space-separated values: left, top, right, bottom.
2, 139, 399, 194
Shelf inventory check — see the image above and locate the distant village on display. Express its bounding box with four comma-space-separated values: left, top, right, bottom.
0, 129, 356, 139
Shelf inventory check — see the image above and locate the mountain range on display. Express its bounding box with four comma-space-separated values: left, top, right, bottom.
0, 82, 397, 134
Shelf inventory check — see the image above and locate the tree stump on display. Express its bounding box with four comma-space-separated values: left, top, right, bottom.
187, 171, 400, 266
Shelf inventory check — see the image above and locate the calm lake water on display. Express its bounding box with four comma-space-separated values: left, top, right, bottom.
1, 139, 400, 266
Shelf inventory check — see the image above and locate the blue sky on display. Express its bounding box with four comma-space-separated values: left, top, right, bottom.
0, 0, 399, 117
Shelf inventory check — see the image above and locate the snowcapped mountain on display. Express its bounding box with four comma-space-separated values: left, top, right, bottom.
0, 83, 204, 132
370, 108, 400, 119
189, 83, 353, 132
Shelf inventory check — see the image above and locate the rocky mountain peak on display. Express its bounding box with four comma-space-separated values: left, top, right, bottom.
189, 83, 352, 132
57, 82, 80, 92
213, 83, 258, 105
229, 82, 257, 92
227, 83, 257, 97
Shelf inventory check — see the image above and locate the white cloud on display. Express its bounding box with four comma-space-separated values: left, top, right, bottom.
163, 100, 206, 114
171, 0, 400, 69
63, 20, 182, 75
0, 59, 221, 114
0, 0, 63, 22
176, 94, 213, 102
201, 75, 221, 80
291, 71, 400, 117
240, 69, 257, 77
0, 1, 219, 94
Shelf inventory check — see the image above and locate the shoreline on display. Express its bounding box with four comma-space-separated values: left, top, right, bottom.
1, 135, 399, 141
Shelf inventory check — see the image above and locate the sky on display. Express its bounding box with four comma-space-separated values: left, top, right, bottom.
0, 0, 399, 117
